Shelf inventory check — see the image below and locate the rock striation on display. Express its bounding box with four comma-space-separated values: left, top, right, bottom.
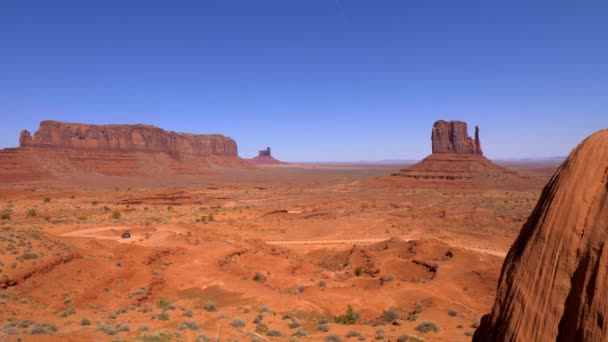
473, 129, 608, 341
431, 120, 483, 155
19, 120, 237, 156
393, 120, 539, 189
0, 120, 246, 183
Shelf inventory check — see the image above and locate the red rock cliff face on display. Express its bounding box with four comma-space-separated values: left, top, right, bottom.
474, 129, 608, 341
431, 120, 483, 155
19, 120, 238, 156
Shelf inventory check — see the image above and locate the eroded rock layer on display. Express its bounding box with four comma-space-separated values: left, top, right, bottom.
474, 129, 608, 341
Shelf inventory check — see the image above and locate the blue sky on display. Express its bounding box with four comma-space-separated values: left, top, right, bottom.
1, 1, 606, 161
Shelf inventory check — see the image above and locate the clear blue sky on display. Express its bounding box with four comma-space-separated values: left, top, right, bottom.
1, 1, 606, 161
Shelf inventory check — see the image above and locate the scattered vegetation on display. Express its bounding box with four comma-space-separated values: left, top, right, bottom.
231, 317, 246, 328
267, 329, 282, 337
334, 305, 360, 325
415, 321, 440, 333
316, 324, 330, 332
203, 299, 217, 312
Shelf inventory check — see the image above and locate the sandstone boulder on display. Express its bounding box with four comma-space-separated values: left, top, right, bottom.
474, 129, 608, 341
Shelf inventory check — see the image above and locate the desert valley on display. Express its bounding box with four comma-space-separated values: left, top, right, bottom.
1, 119, 592, 342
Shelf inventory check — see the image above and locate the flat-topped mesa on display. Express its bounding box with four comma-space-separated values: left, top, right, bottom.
431, 120, 483, 155
19, 120, 238, 156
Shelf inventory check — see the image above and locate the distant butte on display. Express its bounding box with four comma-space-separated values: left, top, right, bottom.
393, 120, 541, 189
0, 120, 246, 183
249, 147, 286, 164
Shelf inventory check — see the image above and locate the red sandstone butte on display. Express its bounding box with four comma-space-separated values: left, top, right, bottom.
393, 120, 539, 189
249, 147, 286, 164
431, 120, 483, 155
474, 129, 608, 341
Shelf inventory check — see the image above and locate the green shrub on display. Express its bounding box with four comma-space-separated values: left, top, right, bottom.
111, 210, 121, 219
81, 318, 91, 326
334, 305, 360, 325
354, 266, 362, 277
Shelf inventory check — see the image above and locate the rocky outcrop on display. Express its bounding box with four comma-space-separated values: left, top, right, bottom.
249, 146, 286, 164
258, 147, 272, 157
19, 120, 238, 156
474, 129, 608, 341
393, 120, 538, 189
431, 120, 483, 155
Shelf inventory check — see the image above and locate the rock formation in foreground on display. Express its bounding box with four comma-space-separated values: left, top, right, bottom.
474, 129, 608, 341
0, 120, 245, 183
393, 120, 540, 189
432, 120, 482, 155
249, 147, 286, 164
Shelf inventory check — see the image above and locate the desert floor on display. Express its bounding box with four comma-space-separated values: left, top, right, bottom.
0, 162, 557, 342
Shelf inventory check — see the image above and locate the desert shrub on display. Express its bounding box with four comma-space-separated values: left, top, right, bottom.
97, 322, 116, 335
44, 197, 51, 203
18, 252, 38, 260
296, 285, 306, 293
59, 307, 76, 318
293, 327, 308, 336
267, 329, 282, 337
253, 313, 264, 324
81, 318, 91, 326
155, 312, 169, 320
255, 323, 269, 334
179, 321, 199, 330
195, 334, 212, 342
316, 324, 330, 332
0, 211, 10, 220
30, 325, 48, 335
157, 297, 171, 309
375, 329, 385, 340
91, 201, 98, 205
407, 313, 418, 321
289, 320, 301, 329
381, 309, 400, 322
27, 209, 38, 217
183, 310, 193, 317
448, 309, 459, 317
383, 275, 395, 282
140, 332, 173, 342
354, 266, 363, 276
465, 331, 474, 336
103, 206, 111, 212
203, 300, 217, 312
107, 312, 117, 319
18, 320, 35, 328
115, 323, 130, 332
318, 318, 329, 324
334, 305, 360, 325
231, 317, 246, 328
471, 318, 480, 328
415, 321, 440, 333
345, 330, 362, 338
318, 280, 327, 287
111, 210, 121, 219
137, 325, 150, 331
326, 335, 342, 342
397, 334, 409, 342
253, 271, 266, 282
259, 304, 272, 313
